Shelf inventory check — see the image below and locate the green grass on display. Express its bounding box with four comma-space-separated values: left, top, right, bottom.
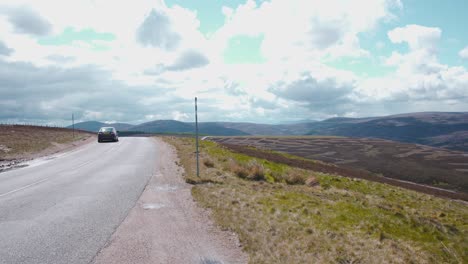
209, 136, 468, 193
163, 137, 468, 264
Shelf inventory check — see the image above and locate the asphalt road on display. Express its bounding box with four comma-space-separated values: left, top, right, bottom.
0, 137, 158, 264
93, 137, 247, 264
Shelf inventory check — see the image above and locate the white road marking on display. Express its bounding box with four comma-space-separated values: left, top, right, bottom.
0, 140, 119, 198
0, 178, 49, 198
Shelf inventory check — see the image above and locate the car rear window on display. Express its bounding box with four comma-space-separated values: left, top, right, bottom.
100, 128, 113, 132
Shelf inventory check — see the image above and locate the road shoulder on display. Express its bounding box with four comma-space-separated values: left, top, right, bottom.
0, 135, 95, 173
93, 137, 247, 264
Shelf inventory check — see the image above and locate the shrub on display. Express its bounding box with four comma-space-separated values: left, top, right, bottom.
285, 171, 306, 185
305, 176, 319, 187
229, 159, 265, 181
203, 158, 215, 168
270, 171, 285, 183
247, 160, 265, 181
230, 160, 249, 179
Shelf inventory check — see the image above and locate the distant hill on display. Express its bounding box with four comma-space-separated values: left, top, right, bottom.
306, 112, 468, 151
69, 112, 468, 151
70, 120, 317, 136
69, 121, 133, 132
423, 131, 468, 151
198, 123, 249, 136
71, 121, 106, 132
217, 122, 317, 136
131, 120, 249, 136
111, 123, 135, 131
71, 120, 249, 136
130, 120, 193, 134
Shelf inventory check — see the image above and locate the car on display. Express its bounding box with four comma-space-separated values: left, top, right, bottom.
98, 127, 119, 142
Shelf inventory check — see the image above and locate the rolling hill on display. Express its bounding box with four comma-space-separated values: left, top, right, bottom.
305, 112, 468, 151
71, 120, 249, 136
197, 122, 250, 136
130, 120, 194, 134
71, 121, 106, 132
209, 136, 468, 193
131, 120, 249, 136
69, 112, 468, 151
214, 122, 317, 135
71, 121, 134, 132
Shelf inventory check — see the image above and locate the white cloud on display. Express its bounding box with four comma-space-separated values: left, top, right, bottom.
387, 24, 441, 53
385, 25, 443, 76
356, 25, 468, 113
171, 111, 190, 121
213, 0, 400, 62
0, 0, 466, 124
460, 46, 468, 60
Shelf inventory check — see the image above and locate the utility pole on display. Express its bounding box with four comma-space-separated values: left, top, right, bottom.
195, 97, 200, 178
72, 113, 75, 138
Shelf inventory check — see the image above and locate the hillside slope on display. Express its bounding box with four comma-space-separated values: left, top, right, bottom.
209, 136, 468, 194
306, 112, 468, 151
130, 120, 193, 133
71, 121, 106, 132
0, 125, 91, 171
73, 120, 250, 136
166, 137, 468, 263
217, 122, 316, 135
198, 122, 250, 136
70, 121, 133, 132
69, 112, 468, 150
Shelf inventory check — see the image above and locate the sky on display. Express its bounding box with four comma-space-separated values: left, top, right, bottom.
0, 0, 467, 125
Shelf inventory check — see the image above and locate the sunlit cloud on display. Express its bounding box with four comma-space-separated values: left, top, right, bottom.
0, 0, 467, 125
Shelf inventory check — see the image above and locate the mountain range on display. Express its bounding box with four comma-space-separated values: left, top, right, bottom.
70, 112, 468, 151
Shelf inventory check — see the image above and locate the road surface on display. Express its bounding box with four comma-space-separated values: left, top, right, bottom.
0, 137, 246, 264
0, 137, 157, 264
93, 137, 246, 264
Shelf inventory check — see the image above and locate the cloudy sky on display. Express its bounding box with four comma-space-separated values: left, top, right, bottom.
0, 0, 467, 125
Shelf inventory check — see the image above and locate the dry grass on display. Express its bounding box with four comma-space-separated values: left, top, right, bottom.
0, 125, 90, 160
230, 159, 249, 179
246, 160, 265, 181
163, 136, 468, 264
203, 158, 215, 168
210, 136, 468, 193
284, 171, 306, 185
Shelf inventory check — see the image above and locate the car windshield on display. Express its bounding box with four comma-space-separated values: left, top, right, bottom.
100, 128, 113, 132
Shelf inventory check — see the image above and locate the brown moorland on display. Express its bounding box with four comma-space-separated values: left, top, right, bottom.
0, 125, 92, 162
208, 137, 468, 195
164, 137, 468, 263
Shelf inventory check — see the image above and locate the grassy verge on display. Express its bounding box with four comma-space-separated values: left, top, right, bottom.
163, 137, 467, 264
0, 125, 90, 159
